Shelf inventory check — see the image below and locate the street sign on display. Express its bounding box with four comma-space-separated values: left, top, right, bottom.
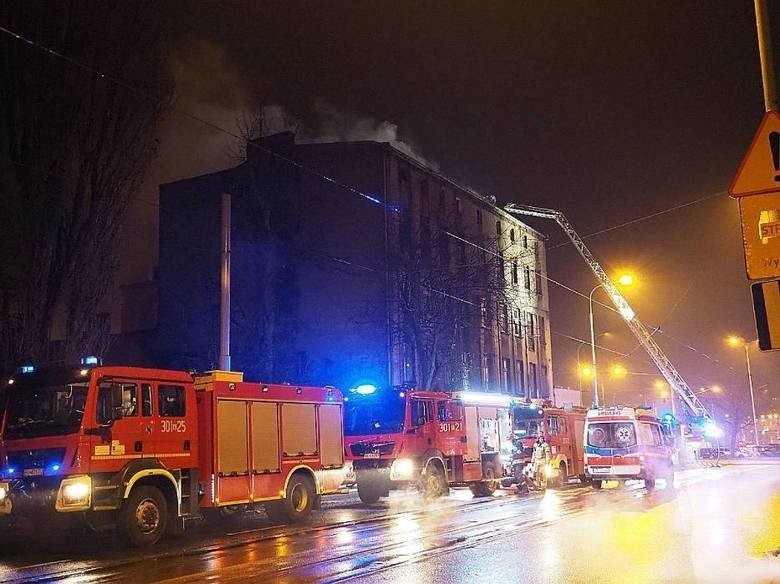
730, 111, 780, 198
751, 279, 780, 351
739, 193, 780, 279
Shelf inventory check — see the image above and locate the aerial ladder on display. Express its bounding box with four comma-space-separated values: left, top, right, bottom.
504, 203, 711, 420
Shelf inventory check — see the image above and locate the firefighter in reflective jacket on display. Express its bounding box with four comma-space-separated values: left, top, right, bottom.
525, 435, 551, 490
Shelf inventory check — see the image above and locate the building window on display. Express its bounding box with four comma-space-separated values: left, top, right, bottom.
480, 298, 487, 328
439, 189, 446, 213
510, 228, 515, 242
539, 316, 546, 346
528, 362, 538, 397
512, 308, 521, 336
456, 197, 462, 216
526, 312, 536, 351
420, 178, 430, 217
499, 303, 509, 333
483, 354, 495, 387
502, 358, 512, 393
535, 270, 543, 296
512, 259, 519, 285
541, 365, 549, 396
523, 234, 528, 248
495, 221, 501, 236
524, 266, 531, 290
517, 360, 525, 395
476, 209, 482, 226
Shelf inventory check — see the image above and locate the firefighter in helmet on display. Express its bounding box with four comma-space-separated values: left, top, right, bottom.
529, 435, 551, 490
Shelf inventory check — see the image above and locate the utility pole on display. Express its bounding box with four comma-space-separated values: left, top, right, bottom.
219, 193, 232, 371
754, 0, 777, 112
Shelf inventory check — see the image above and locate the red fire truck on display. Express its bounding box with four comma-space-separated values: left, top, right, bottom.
343, 386, 512, 502
509, 400, 588, 488
0, 362, 346, 546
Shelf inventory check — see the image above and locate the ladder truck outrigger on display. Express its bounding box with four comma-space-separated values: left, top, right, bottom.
504, 203, 714, 466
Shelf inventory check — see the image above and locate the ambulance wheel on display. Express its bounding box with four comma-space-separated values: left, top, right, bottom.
357, 475, 384, 504
592, 479, 603, 490
422, 463, 448, 498
121, 486, 168, 547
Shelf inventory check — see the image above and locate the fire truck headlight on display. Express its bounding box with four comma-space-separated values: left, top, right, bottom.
390, 458, 416, 481
56, 476, 92, 511
0, 483, 7, 502
544, 463, 554, 478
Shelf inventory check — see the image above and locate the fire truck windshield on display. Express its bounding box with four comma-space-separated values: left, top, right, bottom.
513, 407, 543, 438
4, 381, 88, 440
343, 392, 406, 436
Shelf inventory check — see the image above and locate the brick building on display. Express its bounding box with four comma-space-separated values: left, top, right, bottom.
154, 133, 553, 396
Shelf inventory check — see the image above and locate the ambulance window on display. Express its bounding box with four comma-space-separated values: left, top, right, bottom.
638, 423, 654, 445
141, 384, 152, 417
159, 385, 185, 417
438, 401, 461, 421
650, 424, 663, 446
548, 416, 559, 436
411, 399, 433, 426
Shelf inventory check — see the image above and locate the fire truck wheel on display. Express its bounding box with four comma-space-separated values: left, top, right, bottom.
285, 474, 315, 522
121, 485, 168, 547
551, 463, 567, 488
422, 463, 448, 498
592, 479, 603, 490
357, 476, 384, 504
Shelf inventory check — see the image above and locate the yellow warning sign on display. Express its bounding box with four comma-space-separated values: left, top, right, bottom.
740, 193, 780, 278
730, 111, 780, 198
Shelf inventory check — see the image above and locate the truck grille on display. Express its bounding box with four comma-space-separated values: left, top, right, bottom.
350, 442, 395, 457
6, 448, 66, 475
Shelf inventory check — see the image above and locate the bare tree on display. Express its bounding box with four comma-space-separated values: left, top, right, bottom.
392, 208, 522, 390
0, 2, 172, 372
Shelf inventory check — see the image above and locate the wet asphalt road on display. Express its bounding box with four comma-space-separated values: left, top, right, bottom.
0, 463, 777, 583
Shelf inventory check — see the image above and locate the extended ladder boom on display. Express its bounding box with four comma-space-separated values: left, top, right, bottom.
504, 203, 709, 418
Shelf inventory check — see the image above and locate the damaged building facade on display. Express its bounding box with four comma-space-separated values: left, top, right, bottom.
153, 133, 553, 396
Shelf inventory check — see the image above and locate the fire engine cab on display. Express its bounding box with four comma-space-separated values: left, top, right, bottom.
509, 400, 588, 487
343, 387, 512, 502
0, 362, 346, 546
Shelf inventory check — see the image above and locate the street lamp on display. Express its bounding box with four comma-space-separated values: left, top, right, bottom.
577, 332, 609, 391
726, 335, 760, 445
589, 273, 634, 407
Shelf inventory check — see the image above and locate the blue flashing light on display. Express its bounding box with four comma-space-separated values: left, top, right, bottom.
80, 356, 100, 366
49, 464, 61, 474
353, 384, 377, 395
399, 391, 406, 398
6, 468, 16, 476
661, 413, 675, 424
20, 365, 35, 374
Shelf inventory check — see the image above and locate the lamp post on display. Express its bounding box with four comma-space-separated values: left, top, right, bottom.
727, 336, 759, 445
588, 273, 633, 407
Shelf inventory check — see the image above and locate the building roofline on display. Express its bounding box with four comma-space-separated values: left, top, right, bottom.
291, 139, 547, 240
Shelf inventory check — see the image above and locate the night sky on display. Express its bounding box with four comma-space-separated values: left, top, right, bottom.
120, 1, 780, 405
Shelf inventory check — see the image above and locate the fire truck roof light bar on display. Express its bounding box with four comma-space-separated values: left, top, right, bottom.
457, 392, 514, 407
